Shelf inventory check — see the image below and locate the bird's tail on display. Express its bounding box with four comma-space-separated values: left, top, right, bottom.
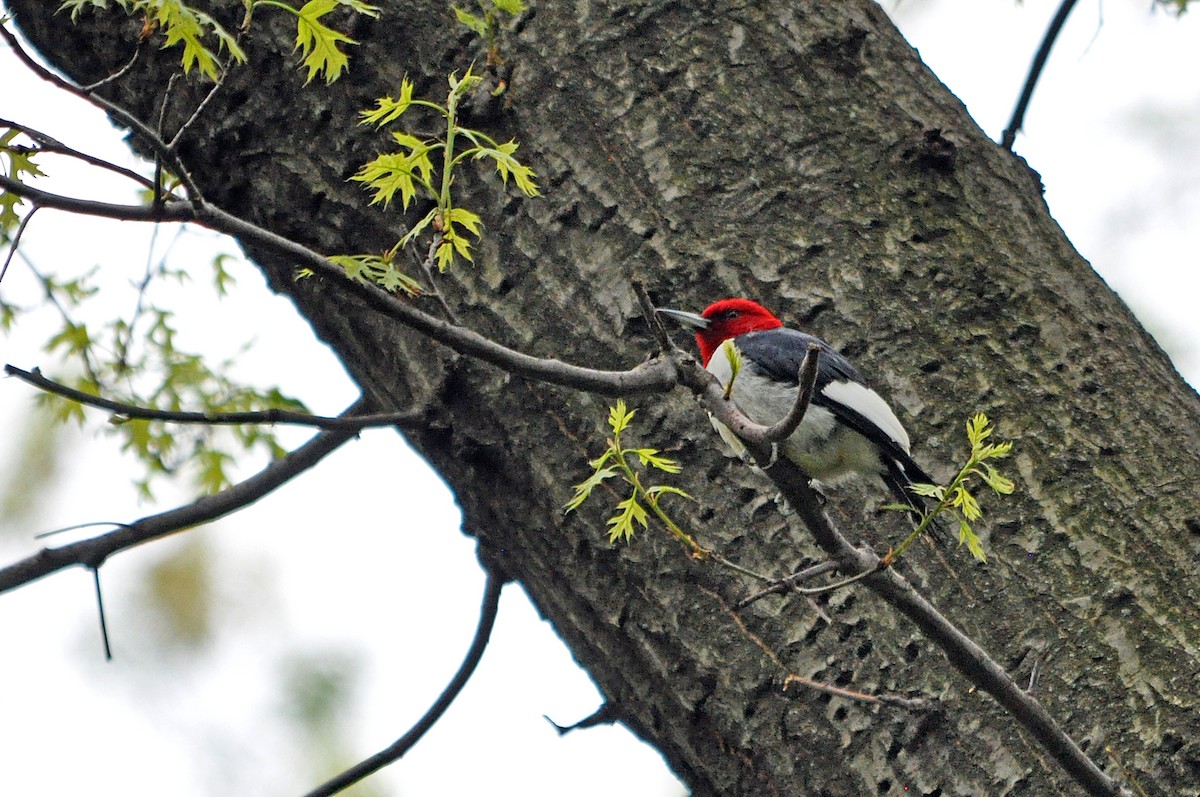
882, 455, 950, 544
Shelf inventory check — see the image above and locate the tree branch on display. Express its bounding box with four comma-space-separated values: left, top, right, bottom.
0, 399, 373, 595
0, 116, 161, 193
1000, 0, 1080, 150
0, 173, 680, 397
756, 343, 819, 445
4, 364, 427, 430
301, 570, 504, 797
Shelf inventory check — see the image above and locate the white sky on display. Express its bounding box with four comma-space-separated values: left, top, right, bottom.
1, 1, 1198, 795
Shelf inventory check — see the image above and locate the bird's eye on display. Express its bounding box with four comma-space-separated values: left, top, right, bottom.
717, 310, 739, 321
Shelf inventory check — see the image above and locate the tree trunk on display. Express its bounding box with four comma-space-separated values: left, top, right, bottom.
10, 1, 1200, 794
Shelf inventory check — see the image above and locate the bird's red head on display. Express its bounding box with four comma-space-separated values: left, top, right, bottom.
694, 298, 783, 365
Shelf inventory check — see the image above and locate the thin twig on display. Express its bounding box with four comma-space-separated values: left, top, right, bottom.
301, 571, 504, 797
92, 567, 113, 661
0, 119, 159, 192
80, 42, 143, 91
1000, 0, 1079, 150
415, 231, 459, 323
0, 204, 37, 286
737, 559, 840, 608
783, 673, 927, 712
0, 22, 205, 202
4, 364, 425, 430
631, 278, 674, 353
0, 399, 372, 594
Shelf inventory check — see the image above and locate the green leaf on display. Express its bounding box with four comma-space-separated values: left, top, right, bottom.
958, 517, 987, 563
445, 206, 482, 238
608, 399, 633, 435
2, 128, 49, 231
334, 0, 379, 16
447, 68, 483, 99
980, 462, 1016, 495
377, 264, 422, 295
442, 227, 474, 265
211, 253, 237, 296
452, 5, 488, 36
58, 0, 112, 21
632, 448, 681, 474
966, 412, 991, 449
351, 152, 421, 209
146, 0, 246, 81
720, 338, 742, 397
491, 0, 526, 13
391, 131, 436, 184
196, 447, 234, 494
398, 208, 438, 249
360, 80, 416, 127
476, 139, 540, 196
953, 485, 982, 522
293, 0, 356, 84
434, 238, 456, 271
607, 495, 648, 543
907, 482, 944, 499
564, 466, 619, 513
643, 484, 693, 503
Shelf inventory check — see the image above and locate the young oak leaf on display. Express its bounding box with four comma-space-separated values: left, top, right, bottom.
607, 495, 649, 543
360, 79, 416, 127
564, 466, 619, 514
150, 0, 246, 80
451, 5, 489, 37
294, 0, 356, 84
351, 153, 421, 209
608, 399, 634, 435
476, 140, 540, 196
631, 448, 682, 474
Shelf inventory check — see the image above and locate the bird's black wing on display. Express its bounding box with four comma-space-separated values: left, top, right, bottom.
737, 329, 934, 494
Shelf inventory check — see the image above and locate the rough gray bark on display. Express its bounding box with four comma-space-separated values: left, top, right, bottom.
9, 1, 1200, 794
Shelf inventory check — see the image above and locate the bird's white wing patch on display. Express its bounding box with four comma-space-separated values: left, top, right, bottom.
820, 380, 911, 453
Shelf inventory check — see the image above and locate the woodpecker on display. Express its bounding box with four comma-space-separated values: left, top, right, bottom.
657, 298, 933, 508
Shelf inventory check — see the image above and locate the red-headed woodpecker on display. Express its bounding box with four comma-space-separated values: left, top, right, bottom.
657, 298, 933, 507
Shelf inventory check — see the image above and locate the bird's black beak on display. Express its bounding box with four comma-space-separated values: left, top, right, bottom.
654, 307, 709, 330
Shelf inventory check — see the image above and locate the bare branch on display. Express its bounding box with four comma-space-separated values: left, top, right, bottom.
782, 672, 927, 712
0, 204, 37, 285
302, 570, 504, 797
631, 279, 674, 353
79, 41, 143, 91
0, 174, 680, 397
0, 399, 372, 595
736, 559, 839, 608
1000, 0, 1079, 151
4, 364, 426, 430
0, 118, 160, 192
757, 342, 819, 445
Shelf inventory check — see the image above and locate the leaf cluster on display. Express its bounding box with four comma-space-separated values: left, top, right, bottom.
452, 0, 525, 64
895, 413, 1015, 562
12, 255, 308, 499
565, 400, 700, 553
56, 0, 378, 83
1, 128, 46, 233
345, 68, 539, 283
